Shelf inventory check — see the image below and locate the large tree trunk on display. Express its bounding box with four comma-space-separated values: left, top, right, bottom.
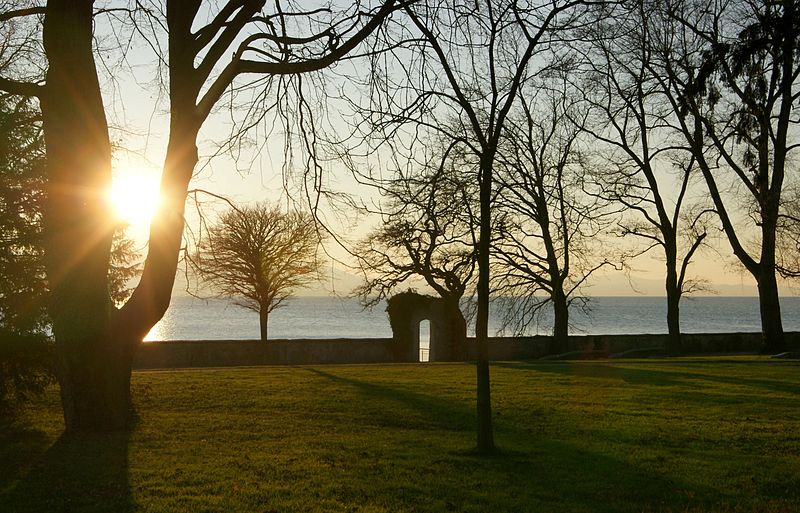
756, 265, 785, 354
117, 3, 200, 344
445, 298, 467, 361
259, 308, 269, 342
41, 0, 132, 432
664, 248, 682, 355
113, 1, 201, 408
550, 287, 569, 355
41, 1, 202, 432
665, 291, 682, 355
755, 203, 785, 354
475, 156, 494, 454
56, 340, 137, 432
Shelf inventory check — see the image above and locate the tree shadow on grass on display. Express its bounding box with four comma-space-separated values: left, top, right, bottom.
306, 367, 475, 433
682, 371, 800, 396
495, 361, 691, 387
496, 361, 800, 396
0, 426, 134, 513
305, 367, 727, 513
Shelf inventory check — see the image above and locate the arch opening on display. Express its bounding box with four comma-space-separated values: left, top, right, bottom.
386, 291, 467, 363
419, 320, 430, 362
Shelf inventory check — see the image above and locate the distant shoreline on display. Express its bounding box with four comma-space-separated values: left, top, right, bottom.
147, 296, 800, 342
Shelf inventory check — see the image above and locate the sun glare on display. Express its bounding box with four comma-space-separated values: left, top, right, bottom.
108, 167, 161, 230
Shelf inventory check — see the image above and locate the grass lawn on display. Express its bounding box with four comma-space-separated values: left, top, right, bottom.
1, 358, 799, 512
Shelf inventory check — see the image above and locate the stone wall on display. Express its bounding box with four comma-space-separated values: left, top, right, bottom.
464, 332, 800, 361
133, 338, 397, 369
132, 332, 800, 369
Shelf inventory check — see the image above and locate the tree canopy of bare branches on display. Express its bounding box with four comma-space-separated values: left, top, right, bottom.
353, 151, 478, 307
194, 203, 323, 342
573, 1, 714, 353
645, 0, 800, 353
0, 0, 399, 431
337, 0, 596, 453
493, 78, 618, 353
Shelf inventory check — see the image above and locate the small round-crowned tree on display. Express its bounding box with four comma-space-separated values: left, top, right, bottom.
194, 203, 323, 341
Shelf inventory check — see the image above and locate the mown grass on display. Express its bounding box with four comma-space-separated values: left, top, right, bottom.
2, 358, 799, 512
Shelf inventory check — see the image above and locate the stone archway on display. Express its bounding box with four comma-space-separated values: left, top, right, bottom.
386, 291, 467, 362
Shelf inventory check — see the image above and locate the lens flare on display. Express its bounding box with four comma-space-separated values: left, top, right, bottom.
108, 166, 161, 230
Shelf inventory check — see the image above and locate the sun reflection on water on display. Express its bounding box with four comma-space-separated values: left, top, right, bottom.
144, 315, 172, 342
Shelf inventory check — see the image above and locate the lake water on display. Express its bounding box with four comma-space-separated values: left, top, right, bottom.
145, 295, 800, 341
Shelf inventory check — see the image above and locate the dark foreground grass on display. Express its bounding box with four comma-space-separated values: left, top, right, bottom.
2, 358, 799, 512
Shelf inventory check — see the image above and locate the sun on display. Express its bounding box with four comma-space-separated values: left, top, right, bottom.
108, 166, 161, 230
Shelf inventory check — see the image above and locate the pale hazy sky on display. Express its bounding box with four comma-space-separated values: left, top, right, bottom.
100, 15, 795, 299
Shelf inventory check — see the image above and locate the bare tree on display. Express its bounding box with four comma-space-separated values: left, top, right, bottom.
353, 151, 478, 354
342, 0, 593, 453
493, 80, 617, 354
642, 0, 800, 353
354, 153, 477, 307
194, 203, 322, 342
0, 1, 399, 431
574, 3, 711, 354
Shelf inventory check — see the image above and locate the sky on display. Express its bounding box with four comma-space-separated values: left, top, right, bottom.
110, 117, 790, 299
95, 7, 796, 300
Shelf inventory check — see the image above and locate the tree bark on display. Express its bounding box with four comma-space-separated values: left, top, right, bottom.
448, 299, 467, 361
664, 247, 682, 355
550, 287, 569, 355
665, 291, 682, 356
259, 308, 269, 342
35, 0, 391, 431
39, 1, 203, 432
756, 200, 786, 353
756, 264, 785, 354
40, 0, 135, 432
117, 1, 200, 341
475, 155, 494, 454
